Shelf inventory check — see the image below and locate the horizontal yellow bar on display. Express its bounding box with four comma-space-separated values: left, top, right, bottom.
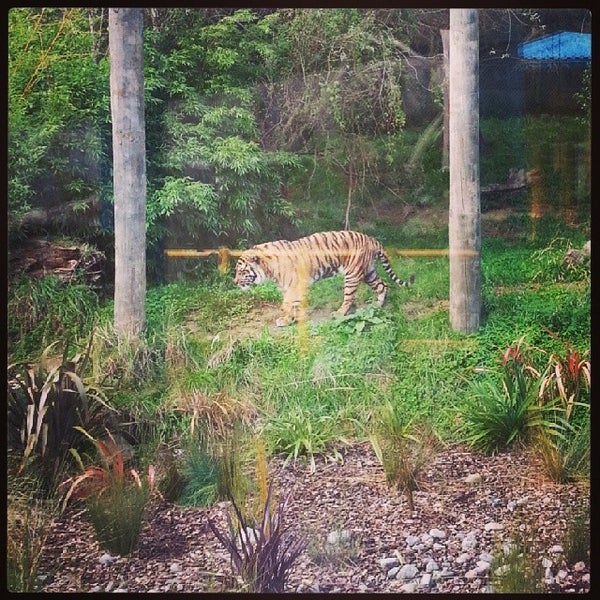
164, 248, 477, 258
164, 249, 242, 258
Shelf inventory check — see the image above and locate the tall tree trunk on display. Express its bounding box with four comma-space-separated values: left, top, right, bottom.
440, 28, 450, 171
109, 8, 146, 339
448, 9, 481, 334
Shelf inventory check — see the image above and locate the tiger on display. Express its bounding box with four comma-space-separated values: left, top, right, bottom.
234, 230, 415, 327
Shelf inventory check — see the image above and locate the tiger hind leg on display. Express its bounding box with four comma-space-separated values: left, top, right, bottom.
335, 275, 360, 316
364, 269, 388, 307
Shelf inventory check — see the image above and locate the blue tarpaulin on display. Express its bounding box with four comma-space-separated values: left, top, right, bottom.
517, 31, 591, 60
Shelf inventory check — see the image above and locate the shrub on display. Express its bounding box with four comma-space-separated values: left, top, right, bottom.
8, 275, 99, 360
7, 340, 114, 496
207, 482, 306, 593
7, 470, 60, 592
62, 428, 155, 556
370, 403, 441, 510
457, 340, 567, 455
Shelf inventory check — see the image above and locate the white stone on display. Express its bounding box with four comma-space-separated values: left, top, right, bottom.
464, 473, 483, 484
387, 566, 400, 579
429, 528, 446, 539
549, 544, 563, 554
419, 573, 432, 588
397, 564, 419, 580
475, 560, 491, 575
425, 560, 439, 573
400, 582, 417, 593
380, 557, 400, 570
484, 522, 503, 531
99, 553, 115, 566
462, 536, 478, 552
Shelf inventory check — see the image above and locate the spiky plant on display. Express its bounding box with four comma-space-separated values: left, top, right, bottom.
207, 482, 306, 593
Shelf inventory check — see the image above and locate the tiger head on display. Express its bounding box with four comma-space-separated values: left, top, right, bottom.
234, 254, 266, 289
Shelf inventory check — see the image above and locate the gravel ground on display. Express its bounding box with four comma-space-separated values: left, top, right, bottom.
39, 442, 590, 594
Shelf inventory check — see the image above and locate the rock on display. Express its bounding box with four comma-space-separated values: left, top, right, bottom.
475, 560, 491, 575
400, 582, 418, 593
484, 522, 503, 532
574, 561, 586, 572
461, 533, 478, 552
99, 553, 115, 566
379, 557, 399, 570
425, 559, 439, 573
387, 566, 400, 579
419, 572, 433, 589
464, 473, 482, 484
549, 544, 563, 554
405, 534, 419, 547
169, 562, 182, 573
397, 564, 419, 580
429, 528, 446, 539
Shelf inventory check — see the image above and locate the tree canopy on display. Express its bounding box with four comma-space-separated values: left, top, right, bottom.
8, 8, 591, 261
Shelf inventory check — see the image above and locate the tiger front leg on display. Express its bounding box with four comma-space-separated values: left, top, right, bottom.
277, 289, 306, 327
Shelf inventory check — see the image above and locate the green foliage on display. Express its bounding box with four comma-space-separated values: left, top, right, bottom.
207, 482, 306, 593
530, 238, 590, 284
457, 342, 569, 455
489, 532, 545, 593
86, 479, 150, 556
8, 275, 100, 361
7, 471, 60, 592
7, 341, 114, 496
562, 504, 590, 564
8, 8, 109, 240
370, 404, 440, 510
63, 428, 155, 555
329, 305, 390, 335
179, 429, 247, 508
262, 410, 346, 474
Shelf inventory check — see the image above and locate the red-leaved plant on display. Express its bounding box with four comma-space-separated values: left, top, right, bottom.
61, 427, 155, 555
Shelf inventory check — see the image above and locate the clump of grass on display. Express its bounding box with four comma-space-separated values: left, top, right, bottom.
370, 402, 441, 510
7, 469, 60, 592
562, 504, 590, 564
207, 482, 306, 593
490, 532, 545, 593
457, 339, 568, 455
262, 409, 345, 473
179, 427, 247, 508
62, 428, 155, 556
174, 390, 254, 508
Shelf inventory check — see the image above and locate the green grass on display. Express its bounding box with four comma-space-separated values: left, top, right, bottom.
7, 113, 590, 486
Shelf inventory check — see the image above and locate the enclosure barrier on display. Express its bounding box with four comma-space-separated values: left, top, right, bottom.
163, 247, 475, 273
